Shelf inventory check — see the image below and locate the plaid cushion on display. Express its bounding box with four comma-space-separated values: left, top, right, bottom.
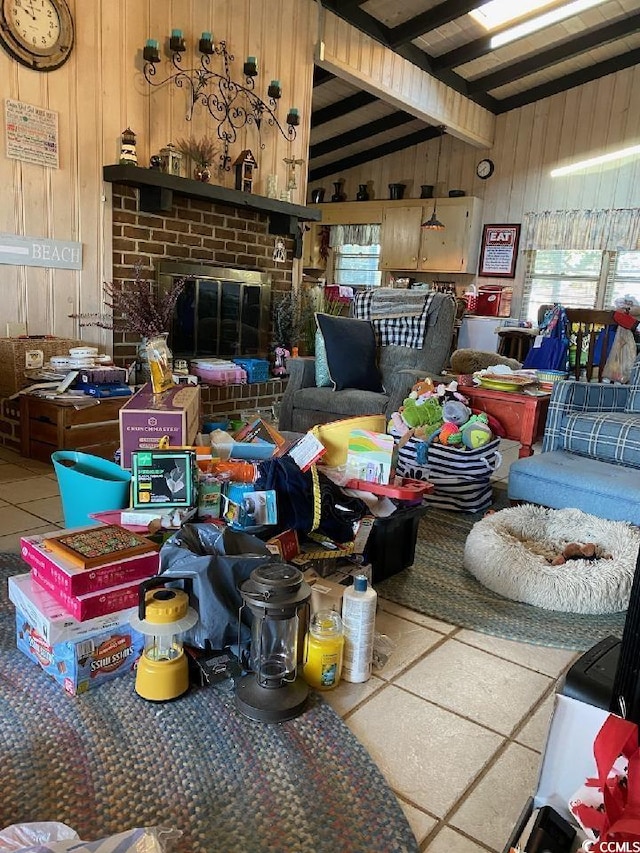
624, 355, 640, 413
542, 380, 630, 452
562, 411, 640, 468
353, 290, 435, 348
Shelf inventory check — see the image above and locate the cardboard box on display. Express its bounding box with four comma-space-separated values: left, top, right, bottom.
304, 572, 346, 615
30, 566, 145, 621
20, 530, 159, 596
119, 383, 201, 467
131, 449, 198, 509
14, 601, 143, 696
8, 571, 138, 646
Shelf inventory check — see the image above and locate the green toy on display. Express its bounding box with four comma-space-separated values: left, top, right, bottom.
401, 396, 443, 433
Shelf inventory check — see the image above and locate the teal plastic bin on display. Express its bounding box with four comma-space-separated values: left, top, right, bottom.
52, 450, 132, 528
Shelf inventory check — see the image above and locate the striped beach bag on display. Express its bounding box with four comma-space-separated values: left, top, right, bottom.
392, 430, 502, 512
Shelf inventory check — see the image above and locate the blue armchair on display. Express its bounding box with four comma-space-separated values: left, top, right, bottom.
508, 358, 640, 523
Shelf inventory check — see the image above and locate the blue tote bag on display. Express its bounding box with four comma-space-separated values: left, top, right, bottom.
522, 305, 569, 371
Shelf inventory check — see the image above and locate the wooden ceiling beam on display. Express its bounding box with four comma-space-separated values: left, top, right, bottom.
389, 1, 481, 48
495, 46, 640, 113
313, 67, 335, 87
468, 14, 640, 94
309, 127, 442, 183
310, 112, 417, 158
311, 91, 379, 128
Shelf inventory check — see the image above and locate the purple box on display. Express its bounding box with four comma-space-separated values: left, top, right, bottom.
119, 383, 201, 468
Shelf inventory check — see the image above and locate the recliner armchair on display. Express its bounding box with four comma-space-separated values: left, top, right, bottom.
278, 291, 456, 434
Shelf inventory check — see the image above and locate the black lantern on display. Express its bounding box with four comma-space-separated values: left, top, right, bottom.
236, 563, 311, 723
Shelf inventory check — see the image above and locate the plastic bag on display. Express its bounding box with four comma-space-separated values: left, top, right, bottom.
602, 325, 637, 383
159, 523, 273, 650
0, 824, 181, 852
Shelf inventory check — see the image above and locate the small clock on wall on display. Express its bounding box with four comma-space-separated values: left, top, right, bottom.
476, 158, 495, 180
0, 0, 74, 72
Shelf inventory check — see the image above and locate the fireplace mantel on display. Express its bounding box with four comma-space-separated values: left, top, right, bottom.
103, 165, 321, 236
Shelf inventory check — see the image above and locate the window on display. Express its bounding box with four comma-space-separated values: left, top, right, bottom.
523, 249, 640, 322
332, 243, 382, 288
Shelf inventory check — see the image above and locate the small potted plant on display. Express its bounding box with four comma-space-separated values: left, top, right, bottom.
176, 135, 219, 182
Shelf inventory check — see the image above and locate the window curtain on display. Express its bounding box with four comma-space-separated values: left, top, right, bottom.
522, 209, 640, 251
329, 224, 381, 247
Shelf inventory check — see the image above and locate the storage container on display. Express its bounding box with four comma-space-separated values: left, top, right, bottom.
474, 285, 513, 317
232, 358, 270, 383
363, 503, 428, 582
190, 360, 247, 386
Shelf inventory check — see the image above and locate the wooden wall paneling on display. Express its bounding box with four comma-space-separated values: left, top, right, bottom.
613, 65, 640, 209
534, 92, 566, 213
74, 0, 104, 343
580, 75, 616, 209
100, 2, 124, 173
47, 27, 79, 339
500, 109, 524, 221
147, 0, 173, 161
124, 0, 149, 167
17, 69, 50, 335
0, 57, 23, 328
521, 98, 552, 218
553, 84, 582, 212
599, 68, 633, 209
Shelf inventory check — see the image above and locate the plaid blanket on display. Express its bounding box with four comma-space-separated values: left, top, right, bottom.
353, 289, 435, 348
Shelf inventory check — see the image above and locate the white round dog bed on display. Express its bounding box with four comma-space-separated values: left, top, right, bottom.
463, 505, 640, 614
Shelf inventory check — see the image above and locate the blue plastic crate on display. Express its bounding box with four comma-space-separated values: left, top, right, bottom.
232, 358, 270, 383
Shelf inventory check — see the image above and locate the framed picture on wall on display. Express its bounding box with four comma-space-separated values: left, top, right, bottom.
478, 224, 521, 278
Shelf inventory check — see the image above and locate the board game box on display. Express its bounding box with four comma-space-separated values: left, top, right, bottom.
20, 530, 159, 596
43, 524, 158, 570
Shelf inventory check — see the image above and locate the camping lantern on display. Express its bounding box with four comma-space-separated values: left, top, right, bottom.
236, 563, 311, 723
130, 576, 198, 702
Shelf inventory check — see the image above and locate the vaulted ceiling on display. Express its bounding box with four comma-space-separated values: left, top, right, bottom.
310, 0, 640, 181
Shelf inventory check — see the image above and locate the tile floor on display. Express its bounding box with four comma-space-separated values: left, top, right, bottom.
0, 440, 577, 852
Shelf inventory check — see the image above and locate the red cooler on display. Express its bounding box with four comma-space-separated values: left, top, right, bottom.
475, 285, 512, 317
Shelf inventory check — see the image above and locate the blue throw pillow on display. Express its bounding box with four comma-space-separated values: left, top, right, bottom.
315, 313, 383, 392
315, 330, 332, 387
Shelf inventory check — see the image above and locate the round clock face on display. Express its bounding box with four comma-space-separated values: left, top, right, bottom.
1, 0, 74, 71
476, 158, 495, 180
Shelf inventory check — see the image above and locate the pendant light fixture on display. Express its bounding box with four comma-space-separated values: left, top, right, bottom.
422, 126, 446, 231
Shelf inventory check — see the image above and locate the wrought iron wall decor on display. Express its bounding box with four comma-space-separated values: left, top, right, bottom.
143, 32, 300, 171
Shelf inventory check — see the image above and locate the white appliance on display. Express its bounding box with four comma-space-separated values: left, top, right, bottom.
458, 316, 502, 352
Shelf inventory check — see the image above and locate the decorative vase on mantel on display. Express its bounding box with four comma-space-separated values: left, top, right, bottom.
331, 180, 347, 202
356, 184, 370, 201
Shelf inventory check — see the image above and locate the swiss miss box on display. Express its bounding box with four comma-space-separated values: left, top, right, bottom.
119, 383, 201, 468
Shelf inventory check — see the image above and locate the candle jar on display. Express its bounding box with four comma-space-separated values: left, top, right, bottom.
303, 610, 344, 690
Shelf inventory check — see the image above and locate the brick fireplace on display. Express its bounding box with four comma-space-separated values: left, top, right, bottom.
108, 180, 299, 423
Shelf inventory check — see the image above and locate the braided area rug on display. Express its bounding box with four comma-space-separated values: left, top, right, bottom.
0, 557, 417, 853
375, 486, 626, 651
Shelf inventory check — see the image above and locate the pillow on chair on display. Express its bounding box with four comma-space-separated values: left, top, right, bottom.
315, 313, 384, 392
315, 330, 332, 387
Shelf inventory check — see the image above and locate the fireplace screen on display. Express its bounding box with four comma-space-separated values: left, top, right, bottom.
157, 262, 271, 359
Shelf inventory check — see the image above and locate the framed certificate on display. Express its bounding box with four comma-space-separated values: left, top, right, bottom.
478, 224, 521, 278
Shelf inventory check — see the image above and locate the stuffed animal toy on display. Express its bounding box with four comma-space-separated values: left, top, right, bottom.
459, 413, 493, 449
436, 399, 472, 445
400, 395, 443, 434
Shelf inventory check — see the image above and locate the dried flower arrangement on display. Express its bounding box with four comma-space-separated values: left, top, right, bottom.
69, 263, 185, 338
272, 285, 345, 354
176, 135, 219, 167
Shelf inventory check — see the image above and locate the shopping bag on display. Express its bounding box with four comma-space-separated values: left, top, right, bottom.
533, 694, 640, 849
569, 712, 640, 848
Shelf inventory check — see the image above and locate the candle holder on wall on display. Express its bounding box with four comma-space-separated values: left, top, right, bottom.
142, 33, 299, 171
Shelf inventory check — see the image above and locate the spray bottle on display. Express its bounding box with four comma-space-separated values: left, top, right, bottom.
341, 574, 377, 683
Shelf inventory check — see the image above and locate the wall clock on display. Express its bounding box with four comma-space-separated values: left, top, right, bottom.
0, 0, 74, 72
476, 158, 495, 180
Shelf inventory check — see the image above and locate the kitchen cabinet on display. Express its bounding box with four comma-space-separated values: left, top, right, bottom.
379, 206, 423, 270
380, 197, 484, 273
301, 223, 327, 270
